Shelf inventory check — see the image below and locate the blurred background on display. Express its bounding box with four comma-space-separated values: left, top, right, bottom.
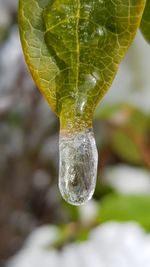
0, 1, 150, 266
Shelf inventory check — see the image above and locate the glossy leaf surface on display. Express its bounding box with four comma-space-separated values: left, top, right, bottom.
140, 0, 150, 43
19, 0, 146, 205
19, 0, 146, 131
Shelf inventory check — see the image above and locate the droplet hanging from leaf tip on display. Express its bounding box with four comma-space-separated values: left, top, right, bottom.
59, 128, 98, 205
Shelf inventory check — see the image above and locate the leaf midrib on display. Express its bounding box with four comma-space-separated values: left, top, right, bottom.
75, 0, 80, 92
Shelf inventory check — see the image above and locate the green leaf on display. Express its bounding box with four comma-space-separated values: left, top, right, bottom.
100, 194, 150, 231
19, 0, 146, 131
112, 129, 143, 164
111, 107, 150, 164
140, 0, 150, 43
94, 103, 125, 120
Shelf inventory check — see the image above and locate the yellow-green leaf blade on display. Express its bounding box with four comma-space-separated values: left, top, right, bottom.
19, 0, 146, 125
19, 0, 59, 111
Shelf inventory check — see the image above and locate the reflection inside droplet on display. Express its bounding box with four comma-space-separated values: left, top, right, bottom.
59, 128, 98, 205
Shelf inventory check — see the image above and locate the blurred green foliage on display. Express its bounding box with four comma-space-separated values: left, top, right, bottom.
95, 103, 150, 166
100, 194, 150, 232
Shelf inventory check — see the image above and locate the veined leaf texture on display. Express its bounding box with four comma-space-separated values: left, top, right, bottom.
19, 0, 146, 130
19, 0, 146, 205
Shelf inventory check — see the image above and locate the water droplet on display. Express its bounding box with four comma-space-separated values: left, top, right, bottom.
59, 129, 98, 205
97, 27, 104, 36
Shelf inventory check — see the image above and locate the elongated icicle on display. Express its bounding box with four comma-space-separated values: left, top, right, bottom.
59, 129, 98, 205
